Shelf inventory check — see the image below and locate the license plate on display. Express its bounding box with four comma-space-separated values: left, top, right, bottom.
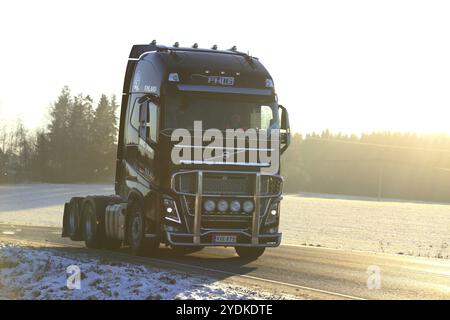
213, 234, 237, 243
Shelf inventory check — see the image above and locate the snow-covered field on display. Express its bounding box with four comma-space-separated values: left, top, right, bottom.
0, 184, 449, 259
0, 242, 292, 300
281, 194, 450, 259
0, 184, 112, 227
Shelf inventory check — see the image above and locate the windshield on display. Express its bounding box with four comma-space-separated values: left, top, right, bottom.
164, 93, 279, 131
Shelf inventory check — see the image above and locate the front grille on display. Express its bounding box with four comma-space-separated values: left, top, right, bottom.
174, 172, 282, 196
261, 175, 282, 195
204, 175, 250, 195
178, 172, 197, 194
176, 172, 252, 195
201, 219, 252, 230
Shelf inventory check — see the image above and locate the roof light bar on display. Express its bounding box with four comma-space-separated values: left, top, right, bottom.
168, 73, 180, 82
265, 79, 274, 88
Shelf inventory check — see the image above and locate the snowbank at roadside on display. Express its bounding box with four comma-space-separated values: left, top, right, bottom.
0, 243, 294, 300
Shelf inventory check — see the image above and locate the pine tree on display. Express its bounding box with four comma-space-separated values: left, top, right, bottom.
47, 86, 72, 181
67, 94, 94, 181
109, 95, 119, 143
90, 94, 118, 180
32, 130, 50, 181
13, 120, 32, 180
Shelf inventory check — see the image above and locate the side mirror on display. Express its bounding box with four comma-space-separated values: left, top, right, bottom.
279, 104, 291, 153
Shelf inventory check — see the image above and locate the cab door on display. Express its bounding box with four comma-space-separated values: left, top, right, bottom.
125, 95, 159, 189
137, 98, 159, 183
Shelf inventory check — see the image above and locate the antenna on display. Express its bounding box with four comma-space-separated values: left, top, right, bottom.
192, 43, 199, 49
211, 44, 218, 50
230, 45, 237, 52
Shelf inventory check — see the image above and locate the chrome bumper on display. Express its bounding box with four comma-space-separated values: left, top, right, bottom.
166, 229, 282, 247
170, 170, 283, 247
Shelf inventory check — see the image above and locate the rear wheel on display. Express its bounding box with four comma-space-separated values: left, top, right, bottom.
82, 196, 116, 249
68, 197, 84, 241
82, 199, 102, 248
234, 247, 266, 260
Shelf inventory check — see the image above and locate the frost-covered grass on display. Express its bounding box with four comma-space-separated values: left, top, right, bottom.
0, 184, 449, 259
281, 194, 450, 259
0, 243, 292, 300
0, 184, 113, 227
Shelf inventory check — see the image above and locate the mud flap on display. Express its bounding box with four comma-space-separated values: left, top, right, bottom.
62, 202, 70, 237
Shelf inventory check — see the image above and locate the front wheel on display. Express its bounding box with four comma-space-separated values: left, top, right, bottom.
127, 199, 159, 256
234, 247, 266, 260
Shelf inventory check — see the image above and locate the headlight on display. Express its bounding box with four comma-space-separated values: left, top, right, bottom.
265, 202, 279, 225
243, 200, 254, 213
162, 198, 181, 224
230, 200, 241, 212
217, 200, 229, 212
203, 200, 216, 212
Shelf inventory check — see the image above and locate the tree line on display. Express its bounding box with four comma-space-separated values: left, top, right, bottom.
1, 87, 450, 203
281, 130, 450, 203
0, 87, 118, 183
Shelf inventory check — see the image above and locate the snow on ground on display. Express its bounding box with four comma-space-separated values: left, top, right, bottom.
0, 242, 293, 300
0, 184, 113, 227
281, 194, 450, 259
0, 184, 449, 259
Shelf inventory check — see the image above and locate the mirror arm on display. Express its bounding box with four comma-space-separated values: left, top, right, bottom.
138, 93, 160, 105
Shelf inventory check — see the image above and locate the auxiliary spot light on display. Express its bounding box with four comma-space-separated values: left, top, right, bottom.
217, 200, 229, 212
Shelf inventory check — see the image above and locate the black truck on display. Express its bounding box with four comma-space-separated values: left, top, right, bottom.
62, 41, 291, 260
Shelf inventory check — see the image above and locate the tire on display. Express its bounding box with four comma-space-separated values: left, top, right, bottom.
68, 197, 84, 241
171, 246, 204, 255
81, 196, 112, 249
234, 247, 266, 260
127, 198, 159, 256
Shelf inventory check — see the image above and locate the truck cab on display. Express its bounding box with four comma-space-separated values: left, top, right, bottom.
63, 42, 290, 260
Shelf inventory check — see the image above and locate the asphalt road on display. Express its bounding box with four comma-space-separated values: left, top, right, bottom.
0, 224, 449, 300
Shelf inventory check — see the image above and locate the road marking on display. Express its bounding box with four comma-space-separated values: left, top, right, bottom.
0, 236, 366, 300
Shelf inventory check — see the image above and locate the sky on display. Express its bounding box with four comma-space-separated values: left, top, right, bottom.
1, 0, 450, 134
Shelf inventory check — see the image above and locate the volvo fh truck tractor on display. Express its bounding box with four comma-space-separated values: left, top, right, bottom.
62, 41, 291, 260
